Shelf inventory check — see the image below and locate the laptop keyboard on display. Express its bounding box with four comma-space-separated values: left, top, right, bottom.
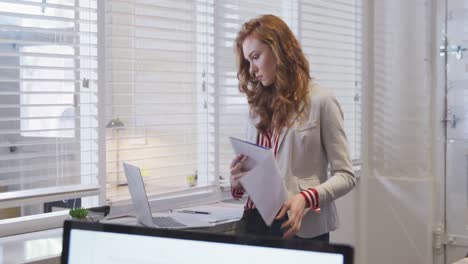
152, 216, 186, 228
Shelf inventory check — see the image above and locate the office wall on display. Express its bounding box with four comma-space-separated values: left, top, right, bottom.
359, 0, 435, 263
330, 184, 359, 247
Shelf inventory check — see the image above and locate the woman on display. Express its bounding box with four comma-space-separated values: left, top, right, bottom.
230, 14, 356, 241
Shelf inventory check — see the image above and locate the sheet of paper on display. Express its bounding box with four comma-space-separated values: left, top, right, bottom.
175, 202, 244, 224
229, 137, 269, 170
229, 137, 286, 226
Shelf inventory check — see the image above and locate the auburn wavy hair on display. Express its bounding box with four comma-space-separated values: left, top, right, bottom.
235, 14, 311, 134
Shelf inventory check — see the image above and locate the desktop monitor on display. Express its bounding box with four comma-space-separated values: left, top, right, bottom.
62, 220, 353, 264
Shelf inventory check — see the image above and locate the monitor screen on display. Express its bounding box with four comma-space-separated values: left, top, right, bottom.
62, 220, 353, 264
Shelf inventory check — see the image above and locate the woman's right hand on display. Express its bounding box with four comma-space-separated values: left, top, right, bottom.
230, 154, 247, 189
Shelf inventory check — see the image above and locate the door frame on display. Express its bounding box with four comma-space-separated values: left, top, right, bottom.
432, 0, 447, 263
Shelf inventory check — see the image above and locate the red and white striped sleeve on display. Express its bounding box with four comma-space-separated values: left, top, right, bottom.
299, 188, 321, 212
231, 186, 245, 200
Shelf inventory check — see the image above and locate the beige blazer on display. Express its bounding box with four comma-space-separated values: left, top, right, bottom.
245, 84, 356, 238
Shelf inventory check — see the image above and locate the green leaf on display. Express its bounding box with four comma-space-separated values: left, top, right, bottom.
69, 208, 88, 219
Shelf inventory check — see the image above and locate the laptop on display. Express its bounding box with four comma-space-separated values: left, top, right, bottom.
62, 220, 354, 264
123, 162, 213, 229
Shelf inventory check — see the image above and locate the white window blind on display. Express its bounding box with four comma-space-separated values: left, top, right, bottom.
105, 0, 214, 201
214, 0, 297, 181
105, 0, 363, 201
299, 0, 362, 161
0, 0, 99, 218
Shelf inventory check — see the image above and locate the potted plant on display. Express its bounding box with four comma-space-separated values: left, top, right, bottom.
69, 208, 89, 221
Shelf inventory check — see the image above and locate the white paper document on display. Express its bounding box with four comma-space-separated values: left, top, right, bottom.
229, 137, 286, 226
175, 202, 244, 224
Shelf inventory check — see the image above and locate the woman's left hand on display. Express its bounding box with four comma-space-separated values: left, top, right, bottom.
276, 193, 307, 239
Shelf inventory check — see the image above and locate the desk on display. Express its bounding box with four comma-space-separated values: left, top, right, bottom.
0, 228, 62, 264
0, 201, 244, 264
0, 222, 242, 264
99, 215, 241, 235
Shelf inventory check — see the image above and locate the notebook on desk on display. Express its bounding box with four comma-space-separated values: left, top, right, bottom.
123, 162, 213, 229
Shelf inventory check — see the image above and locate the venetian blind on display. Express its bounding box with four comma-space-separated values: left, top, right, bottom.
215, 0, 296, 181
105, 0, 364, 201
0, 0, 99, 216
105, 0, 214, 200
300, 0, 362, 161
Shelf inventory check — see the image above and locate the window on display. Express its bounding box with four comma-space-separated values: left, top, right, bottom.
105, 0, 362, 202
299, 0, 362, 161
104, 0, 299, 201
0, 0, 99, 228
213, 1, 297, 184
104, 0, 215, 201
0, 0, 363, 235
20, 43, 76, 139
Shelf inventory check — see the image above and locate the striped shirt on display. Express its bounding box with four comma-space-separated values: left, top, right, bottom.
231, 131, 320, 211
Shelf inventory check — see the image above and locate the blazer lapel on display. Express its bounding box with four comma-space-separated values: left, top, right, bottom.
276, 102, 307, 153
276, 126, 289, 153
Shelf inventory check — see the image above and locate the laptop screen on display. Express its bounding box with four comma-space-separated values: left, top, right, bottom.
62, 221, 353, 264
